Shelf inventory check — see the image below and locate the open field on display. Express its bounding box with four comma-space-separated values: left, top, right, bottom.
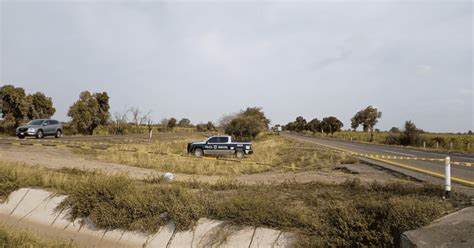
68, 132, 356, 176
307, 131, 474, 153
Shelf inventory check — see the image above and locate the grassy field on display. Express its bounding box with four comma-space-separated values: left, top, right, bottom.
0, 223, 77, 248
310, 131, 474, 153
71, 133, 355, 175
0, 160, 470, 247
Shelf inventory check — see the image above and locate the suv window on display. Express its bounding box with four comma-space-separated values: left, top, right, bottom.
208, 137, 220, 143
219, 137, 229, 143
27, 120, 44, 126
50, 120, 58, 125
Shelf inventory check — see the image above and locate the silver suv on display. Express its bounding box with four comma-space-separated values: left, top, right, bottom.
16, 119, 63, 139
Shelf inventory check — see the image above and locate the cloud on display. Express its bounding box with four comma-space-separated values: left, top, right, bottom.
416, 65, 432, 75
1, 1, 472, 132
313, 49, 352, 71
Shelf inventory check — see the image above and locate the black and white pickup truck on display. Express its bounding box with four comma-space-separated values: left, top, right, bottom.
187, 135, 253, 158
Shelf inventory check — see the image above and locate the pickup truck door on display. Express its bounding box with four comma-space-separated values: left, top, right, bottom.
217, 137, 233, 155
205, 137, 233, 155
204, 137, 220, 155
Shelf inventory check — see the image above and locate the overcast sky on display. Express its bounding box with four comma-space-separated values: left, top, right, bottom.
1, 1, 472, 132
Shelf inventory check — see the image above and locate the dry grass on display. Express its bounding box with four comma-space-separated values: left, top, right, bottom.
0, 161, 470, 247
72, 132, 352, 175
324, 131, 474, 152
0, 224, 78, 248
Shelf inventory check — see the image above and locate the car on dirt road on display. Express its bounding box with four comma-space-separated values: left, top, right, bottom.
16, 119, 63, 139
187, 135, 253, 158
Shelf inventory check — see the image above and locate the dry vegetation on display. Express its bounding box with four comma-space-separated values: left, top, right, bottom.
72, 132, 354, 175
0, 160, 470, 247
0, 224, 77, 248
323, 131, 474, 153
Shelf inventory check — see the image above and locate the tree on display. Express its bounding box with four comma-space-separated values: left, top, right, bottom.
167, 118, 177, 129
218, 114, 236, 128
178, 118, 191, 127
351, 105, 382, 142
241, 107, 270, 129
389, 127, 400, 133
306, 118, 321, 133
294, 116, 307, 133
68, 91, 110, 135
399, 120, 422, 146
0, 85, 29, 127
27, 92, 56, 120
113, 110, 129, 135
321, 116, 343, 135
206, 121, 216, 131
224, 107, 270, 140
130, 107, 141, 126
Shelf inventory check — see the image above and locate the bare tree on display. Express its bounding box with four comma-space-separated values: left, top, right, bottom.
140, 110, 153, 140
113, 109, 130, 135
130, 107, 141, 126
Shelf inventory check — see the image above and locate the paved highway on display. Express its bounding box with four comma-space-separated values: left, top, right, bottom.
282, 132, 474, 188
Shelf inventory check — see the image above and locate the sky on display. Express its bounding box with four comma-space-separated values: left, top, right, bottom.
1, 1, 472, 132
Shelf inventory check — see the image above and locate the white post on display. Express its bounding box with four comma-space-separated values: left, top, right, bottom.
450, 142, 453, 150
436, 142, 439, 149
445, 156, 451, 197
423, 141, 426, 149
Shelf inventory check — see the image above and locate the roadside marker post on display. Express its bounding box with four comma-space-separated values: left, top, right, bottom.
445, 156, 451, 198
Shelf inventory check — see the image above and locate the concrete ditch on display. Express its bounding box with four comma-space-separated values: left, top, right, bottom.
0, 188, 294, 247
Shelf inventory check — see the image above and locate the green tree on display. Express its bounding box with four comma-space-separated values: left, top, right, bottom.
26, 92, 56, 120
321, 116, 343, 135
389, 127, 400, 133
224, 107, 270, 140
68, 91, 110, 135
284, 121, 295, 131
240, 107, 270, 129
351, 105, 382, 142
206, 121, 216, 131
167, 118, 177, 129
399, 120, 422, 146
293, 116, 307, 133
178, 118, 191, 127
305, 118, 321, 133
0, 85, 29, 128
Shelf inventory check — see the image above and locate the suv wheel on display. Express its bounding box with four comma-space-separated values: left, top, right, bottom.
55, 130, 62, 138
194, 148, 203, 157
36, 130, 44, 139
235, 150, 244, 159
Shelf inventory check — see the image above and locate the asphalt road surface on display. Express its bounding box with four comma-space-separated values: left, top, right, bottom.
282, 132, 474, 188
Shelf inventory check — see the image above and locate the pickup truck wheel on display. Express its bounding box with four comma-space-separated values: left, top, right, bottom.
235, 150, 244, 159
18, 135, 25, 139
36, 130, 44, 139
194, 148, 203, 157
55, 130, 62, 138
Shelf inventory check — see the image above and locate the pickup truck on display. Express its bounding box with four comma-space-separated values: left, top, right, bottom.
187, 135, 253, 159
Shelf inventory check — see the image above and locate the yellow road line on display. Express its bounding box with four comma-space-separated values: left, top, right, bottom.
289, 136, 474, 186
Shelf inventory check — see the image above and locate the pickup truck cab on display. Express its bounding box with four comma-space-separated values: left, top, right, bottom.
187, 135, 253, 159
